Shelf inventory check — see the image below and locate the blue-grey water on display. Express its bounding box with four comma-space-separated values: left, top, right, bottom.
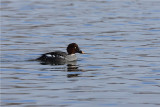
1, 0, 160, 107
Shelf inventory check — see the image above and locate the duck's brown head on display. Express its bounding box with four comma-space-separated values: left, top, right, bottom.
67, 43, 84, 55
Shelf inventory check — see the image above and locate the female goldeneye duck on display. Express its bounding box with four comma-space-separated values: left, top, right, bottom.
37, 43, 84, 64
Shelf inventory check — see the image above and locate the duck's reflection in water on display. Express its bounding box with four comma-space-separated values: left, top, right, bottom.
66, 61, 84, 78
38, 60, 84, 78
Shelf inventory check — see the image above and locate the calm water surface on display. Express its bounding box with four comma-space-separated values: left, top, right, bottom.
1, 0, 160, 107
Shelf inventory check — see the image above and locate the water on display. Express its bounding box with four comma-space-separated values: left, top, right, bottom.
1, 0, 160, 107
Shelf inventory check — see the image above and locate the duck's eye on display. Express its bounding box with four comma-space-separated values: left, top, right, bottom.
75, 47, 77, 49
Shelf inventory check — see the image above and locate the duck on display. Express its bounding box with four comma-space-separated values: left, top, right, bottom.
37, 43, 84, 65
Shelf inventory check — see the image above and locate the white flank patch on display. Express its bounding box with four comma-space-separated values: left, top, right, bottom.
46, 54, 54, 57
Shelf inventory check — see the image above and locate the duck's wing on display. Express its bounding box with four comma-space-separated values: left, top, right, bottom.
37, 51, 67, 61
46, 51, 67, 58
